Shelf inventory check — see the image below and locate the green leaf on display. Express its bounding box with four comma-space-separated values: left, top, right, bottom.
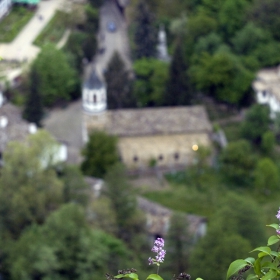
246, 274, 258, 280
261, 270, 277, 280
266, 224, 279, 230
258, 252, 270, 259
146, 274, 164, 280
245, 258, 255, 265
268, 235, 280, 246
227, 259, 248, 280
196, 278, 204, 280
254, 258, 262, 276
115, 274, 139, 280
270, 251, 279, 258
261, 262, 277, 270
251, 247, 271, 255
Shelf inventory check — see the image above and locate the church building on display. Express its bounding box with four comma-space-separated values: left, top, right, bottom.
82, 71, 212, 170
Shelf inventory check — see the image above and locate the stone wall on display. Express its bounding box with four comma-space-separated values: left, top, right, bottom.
118, 133, 211, 168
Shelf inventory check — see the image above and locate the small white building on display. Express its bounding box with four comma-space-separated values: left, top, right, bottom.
0, 0, 12, 20
82, 70, 107, 114
253, 67, 280, 118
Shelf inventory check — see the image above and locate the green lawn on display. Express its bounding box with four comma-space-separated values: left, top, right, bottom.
33, 11, 68, 47
0, 6, 34, 42
141, 167, 280, 226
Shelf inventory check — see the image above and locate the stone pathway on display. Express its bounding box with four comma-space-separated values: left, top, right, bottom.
0, 0, 65, 62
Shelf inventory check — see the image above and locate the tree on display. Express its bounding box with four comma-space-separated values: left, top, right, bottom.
214, 193, 266, 247
194, 32, 222, 55
218, 0, 249, 39
249, 0, 280, 40
133, 1, 157, 59
219, 139, 255, 185
190, 231, 251, 280
133, 58, 168, 107
32, 44, 77, 107
57, 164, 90, 206
104, 164, 147, 252
23, 67, 44, 126
189, 50, 254, 106
261, 131, 275, 155
190, 193, 265, 280
165, 41, 192, 106
81, 130, 119, 178
186, 12, 218, 42
0, 130, 64, 239
8, 204, 131, 280
231, 22, 270, 55
104, 51, 135, 109
165, 213, 191, 278
64, 31, 87, 72
254, 158, 279, 194
241, 104, 270, 144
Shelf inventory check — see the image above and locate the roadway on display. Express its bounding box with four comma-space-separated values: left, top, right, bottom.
94, 0, 132, 76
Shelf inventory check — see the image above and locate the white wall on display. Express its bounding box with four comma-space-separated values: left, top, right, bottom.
256, 90, 280, 118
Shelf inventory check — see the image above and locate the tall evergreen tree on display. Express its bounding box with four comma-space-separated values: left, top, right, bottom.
165, 41, 191, 105
134, 1, 157, 59
104, 51, 135, 109
23, 68, 44, 126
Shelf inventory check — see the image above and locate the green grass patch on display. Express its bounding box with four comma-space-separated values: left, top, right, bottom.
142, 166, 280, 230
220, 121, 242, 142
142, 168, 228, 218
0, 6, 34, 42
33, 11, 68, 47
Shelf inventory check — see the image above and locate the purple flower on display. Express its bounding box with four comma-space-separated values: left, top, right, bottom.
155, 249, 166, 263
148, 237, 166, 265
148, 257, 153, 265
276, 208, 280, 220
277, 229, 280, 235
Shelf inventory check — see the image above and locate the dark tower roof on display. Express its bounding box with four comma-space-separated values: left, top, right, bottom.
84, 71, 104, 90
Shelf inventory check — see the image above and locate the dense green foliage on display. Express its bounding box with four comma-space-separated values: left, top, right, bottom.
189, 194, 265, 280
133, 58, 168, 107
105, 52, 135, 109
241, 104, 270, 144
23, 68, 44, 126
164, 213, 191, 277
220, 140, 255, 185
130, 0, 280, 107
31, 44, 78, 107
165, 41, 192, 106
133, 1, 157, 59
8, 204, 131, 280
81, 131, 119, 178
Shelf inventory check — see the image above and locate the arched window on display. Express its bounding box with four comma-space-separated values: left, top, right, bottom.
93, 94, 97, 104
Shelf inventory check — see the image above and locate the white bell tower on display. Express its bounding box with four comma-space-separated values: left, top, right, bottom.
82, 70, 107, 114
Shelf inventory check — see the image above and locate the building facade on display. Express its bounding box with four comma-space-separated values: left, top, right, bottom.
253, 67, 280, 118
84, 105, 212, 169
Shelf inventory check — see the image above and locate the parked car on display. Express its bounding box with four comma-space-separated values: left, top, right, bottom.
107, 21, 117, 32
